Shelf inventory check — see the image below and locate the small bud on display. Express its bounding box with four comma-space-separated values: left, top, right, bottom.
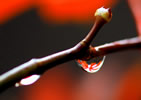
95, 7, 112, 22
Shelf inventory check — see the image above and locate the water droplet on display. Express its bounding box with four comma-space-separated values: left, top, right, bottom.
76, 56, 106, 73
15, 74, 40, 87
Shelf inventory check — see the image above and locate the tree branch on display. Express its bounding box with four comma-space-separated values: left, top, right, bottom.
0, 7, 111, 93
0, 7, 140, 93
85, 37, 141, 60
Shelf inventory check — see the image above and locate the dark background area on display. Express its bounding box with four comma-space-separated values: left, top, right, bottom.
0, 0, 141, 100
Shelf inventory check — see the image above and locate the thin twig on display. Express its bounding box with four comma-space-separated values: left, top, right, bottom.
0, 8, 110, 93
1, 7, 140, 93
85, 37, 141, 59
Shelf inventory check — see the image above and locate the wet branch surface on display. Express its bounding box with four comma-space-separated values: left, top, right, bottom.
0, 8, 141, 93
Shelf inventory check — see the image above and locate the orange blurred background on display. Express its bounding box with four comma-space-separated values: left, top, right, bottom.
0, 0, 116, 24
0, 0, 141, 100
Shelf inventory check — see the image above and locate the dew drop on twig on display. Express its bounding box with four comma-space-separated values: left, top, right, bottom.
76, 56, 106, 73
15, 74, 40, 87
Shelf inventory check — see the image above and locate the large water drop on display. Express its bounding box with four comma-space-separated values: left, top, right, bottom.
76, 56, 106, 73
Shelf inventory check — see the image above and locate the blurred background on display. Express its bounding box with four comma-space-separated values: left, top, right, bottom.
0, 0, 141, 100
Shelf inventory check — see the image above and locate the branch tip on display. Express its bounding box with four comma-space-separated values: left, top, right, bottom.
95, 7, 112, 22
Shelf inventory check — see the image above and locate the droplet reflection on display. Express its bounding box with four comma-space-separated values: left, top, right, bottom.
76, 56, 106, 73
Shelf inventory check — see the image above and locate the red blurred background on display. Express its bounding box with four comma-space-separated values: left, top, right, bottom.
0, 0, 141, 100
0, 0, 116, 24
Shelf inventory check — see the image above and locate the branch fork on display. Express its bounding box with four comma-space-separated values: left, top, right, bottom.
0, 7, 141, 93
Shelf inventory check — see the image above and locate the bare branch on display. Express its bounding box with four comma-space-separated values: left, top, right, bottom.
85, 37, 141, 59
0, 7, 111, 93
1, 7, 140, 93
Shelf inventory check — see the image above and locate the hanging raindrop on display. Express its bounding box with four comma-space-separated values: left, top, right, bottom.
76, 56, 106, 73
15, 74, 40, 87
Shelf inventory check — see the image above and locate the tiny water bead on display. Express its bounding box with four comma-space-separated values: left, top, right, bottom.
76, 56, 106, 73
15, 74, 40, 87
